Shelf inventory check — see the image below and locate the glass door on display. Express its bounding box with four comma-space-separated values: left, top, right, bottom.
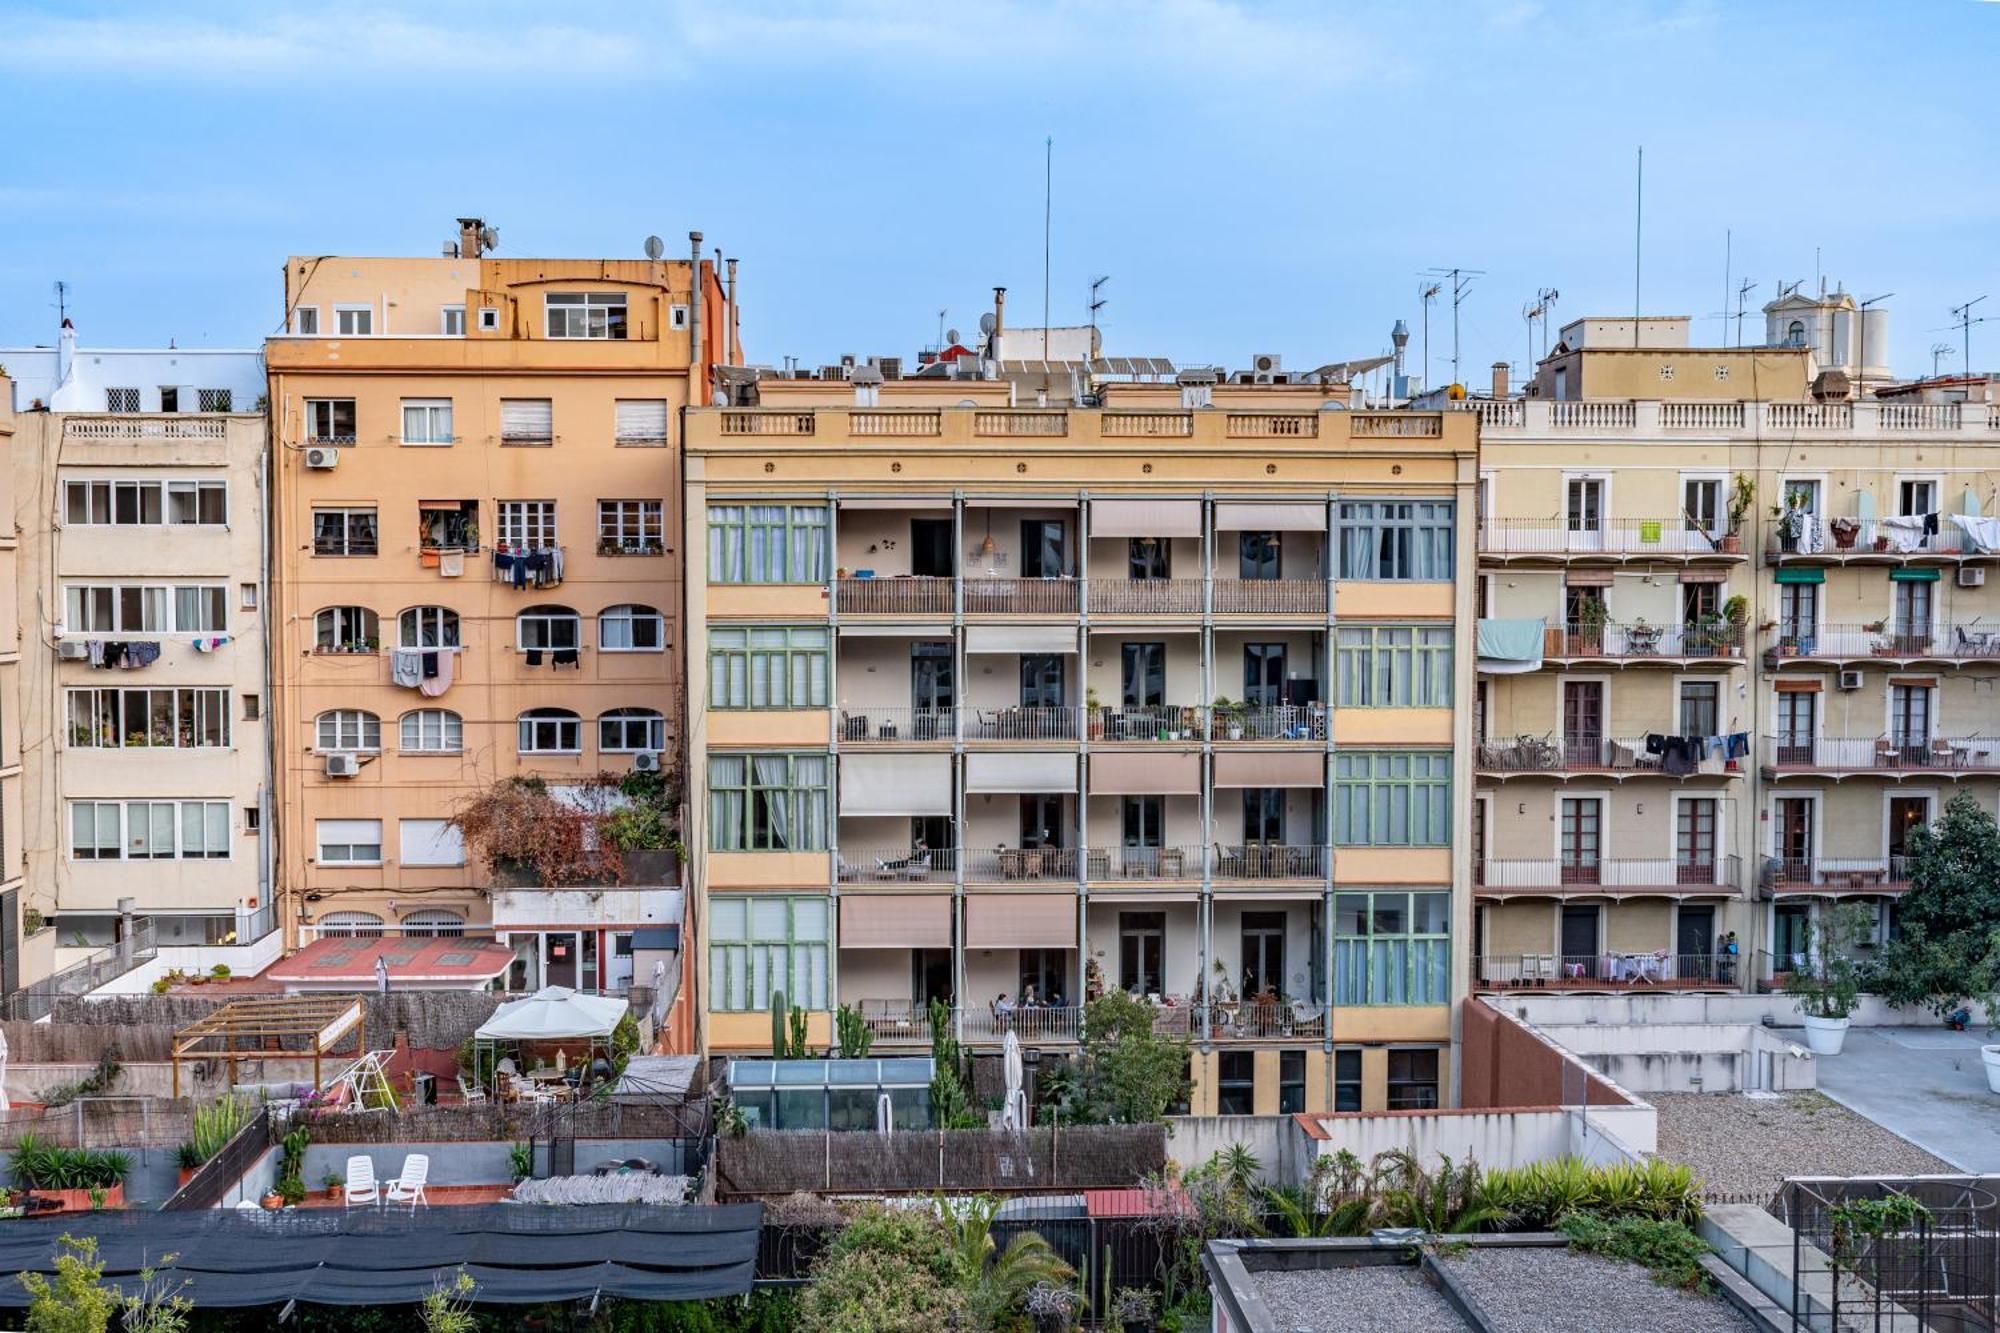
544, 931, 580, 989
1683, 477, 1722, 549
911, 641, 955, 739
1676, 798, 1718, 884
1239, 531, 1280, 581
1560, 905, 1601, 976
1122, 795, 1163, 874
1241, 912, 1287, 999
1775, 797, 1815, 883
1118, 912, 1164, 994
1562, 681, 1604, 767
1566, 478, 1605, 551
1888, 796, 1931, 880
1020, 520, 1068, 578
1892, 579, 1934, 651
1560, 798, 1602, 884
910, 518, 955, 577
1889, 684, 1932, 764
1776, 690, 1817, 766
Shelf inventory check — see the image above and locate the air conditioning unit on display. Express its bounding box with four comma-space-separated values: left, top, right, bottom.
1958, 567, 1986, 588
1838, 669, 1865, 691
632, 750, 662, 773
56, 641, 89, 661
324, 752, 361, 778
1252, 352, 1283, 383
305, 446, 340, 470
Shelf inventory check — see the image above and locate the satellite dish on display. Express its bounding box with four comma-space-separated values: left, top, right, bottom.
978, 313, 996, 335
945, 328, 960, 346
478, 225, 499, 253
644, 235, 665, 261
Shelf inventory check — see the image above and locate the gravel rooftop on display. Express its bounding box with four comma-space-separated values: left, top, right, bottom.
1651, 1091, 1957, 1204
1254, 1265, 1471, 1332
1441, 1246, 1757, 1333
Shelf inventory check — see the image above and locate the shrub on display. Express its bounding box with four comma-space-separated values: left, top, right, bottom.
19, 1234, 116, 1333
797, 1249, 966, 1333
187, 1096, 253, 1165
1560, 1211, 1713, 1291
1480, 1157, 1700, 1229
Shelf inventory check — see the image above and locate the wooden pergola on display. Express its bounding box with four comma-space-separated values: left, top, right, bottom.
171, 995, 366, 1097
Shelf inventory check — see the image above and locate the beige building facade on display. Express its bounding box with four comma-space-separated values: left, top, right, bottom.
686, 384, 1478, 1115
0, 385, 29, 994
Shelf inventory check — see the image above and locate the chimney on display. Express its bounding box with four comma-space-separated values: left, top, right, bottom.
688, 231, 705, 400
1490, 361, 1510, 399
457, 217, 486, 258
724, 257, 738, 366
1390, 320, 1409, 376
991, 287, 1007, 358
55, 317, 77, 400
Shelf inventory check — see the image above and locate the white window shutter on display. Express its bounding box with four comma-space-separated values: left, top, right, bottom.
500, 398, 553, 442
615, 399, 669, 444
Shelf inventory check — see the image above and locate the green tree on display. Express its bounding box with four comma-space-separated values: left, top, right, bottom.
117, 1250, 192, 1333
1078, 992, 1190, 1124
18, 1234, 114, 1333
1875, 792, 2000, 1013
419, 1268, 478, 1333
948, 1196, 1076, 1331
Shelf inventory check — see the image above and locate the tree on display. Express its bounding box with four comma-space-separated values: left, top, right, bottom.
1078, 992, 1190, 1124
1875, 792, 2000, 1013
18, 1234, 114, 1333
1785, 903, 1875, 1019
420, 1268, 478, 1333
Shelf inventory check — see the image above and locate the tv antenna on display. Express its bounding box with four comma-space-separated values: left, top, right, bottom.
1417, 281, 1442, 390
1423, 267, 1483, 387
1041, 135, 1053, 363
1087, 275, 1109, 354
1950, 296, 1987, 378
1930, 343, 1955, 379
937, 308, 947, 351
478, 223, 499, 254
53, 280, 69, 323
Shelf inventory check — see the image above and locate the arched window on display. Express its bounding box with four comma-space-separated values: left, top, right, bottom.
314, 606, 378, 652
398, 605, 461, 648
599, 603, 664, 652
399, 709, 463, 752
399, 910, 466, 938
599, 707, 665, 753
316, 709, 381, 751
318, 911, 384, 938
518, 707, 581, 754
1786, 319, 1806, 347
517, 605, 580, 652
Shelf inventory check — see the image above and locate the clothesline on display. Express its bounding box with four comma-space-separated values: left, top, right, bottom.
1641, 731, 1750, 776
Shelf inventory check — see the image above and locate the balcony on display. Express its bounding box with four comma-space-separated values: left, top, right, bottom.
1094, 706, 1205, 742
835, 846, 958, 885
836, 576, 952, 616
965, 706, 1080, 742
1212, 704, 1326, 742
1762, 735, 2000, 777
1475, 856, 1743, 897
963, 846, 1081, 882
1211, 843, 1328, 882
838, 706, 956, 744
1089, 578, 1203, 616
1767, 517, 1983, 563
964, 578, 1079, 615
1543, 620, 1746, 664
1212, 579, 1326, 616
1764, 622, 2000, 665
1201, 1000, 1328, 1039
1086, 845, 1206, 880
1478, 518, 1743, 563
1475, 952, 1739, 992
1765, 857, 1912, 895
1477, 736, 1732, 779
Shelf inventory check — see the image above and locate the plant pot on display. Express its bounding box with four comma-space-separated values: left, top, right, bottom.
1802, 1014, 1850, 1055
178, 1167, 197, 1187
1873, 537, 1891, 552
30, 1185, 124, 1213
261, 1191, 284, 1211
1719, 534, 1742, 554
1982, 1045, 2000, 1094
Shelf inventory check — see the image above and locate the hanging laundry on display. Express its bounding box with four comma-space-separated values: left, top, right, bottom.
1644, 734, 1666, 755
1947, 514, 2000, 554
552, 647, 580, 668
86, 640, 105, 667
1878, 514, 1928, 553
389, 650, 422, 688
438, 550, 464, 578
420, 650, 439, 679
128, 642, 161, 668
524, 649, 544, 667
1660, 736, 1697, 776
419, 649, 454, 698
1724, 732, 1750, 759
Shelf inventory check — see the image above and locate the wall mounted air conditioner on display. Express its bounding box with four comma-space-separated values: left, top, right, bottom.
1958, 567, 1986, 588
305, 447, 340, 470
632, 750, 662, 772
1838, 669, 1864, 691
56, 641, 89, 660
324, 752, 361, 777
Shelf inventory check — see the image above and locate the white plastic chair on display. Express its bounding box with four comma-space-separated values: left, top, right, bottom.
385, 1153, 429, 1210
457, 1074, 488, 1105
343, 1155, 380, 1209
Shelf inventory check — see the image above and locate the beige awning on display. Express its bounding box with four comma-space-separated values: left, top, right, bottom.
1214, 501, 1326, 532
1678, 568, 1729, 584
1565, 570, 1615, 588
1091, 499, 1202, 538
965, 752, 1077, 793
836, 497, 953, 509
839, 753, 954, 815
965, 624, 1076, 654
1212, 750, 1325, 788
1091, 750, 1200, 795
965, 895, 1076, 948
837, 622, 952, 638
840, 895, 952, 948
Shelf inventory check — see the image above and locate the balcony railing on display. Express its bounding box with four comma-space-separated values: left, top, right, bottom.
963, 846, 1079, 882
1477, 518, 1738, 558
835, 846, 959, 884
1768, 518, 1970, 558
1545, 621, 1744, 659
719, 410, 815, 436
965, 706, 1079, 741
851, 410, 941, 437
1100, 412, 1193, 438
974, 410, 1068, 437
1212, 843, 1328, 880
1476, 953, 1738, 989
1199, 1001, 1329, 1038
963, 578, 1080, 614
1085, 845, 1207, 880
1212, 578, 1326, 615
1477, 735, 1708, 775
1476, 855, 1742, 893
963, 1006, 1083, 1042
62, 416, 230, 441
3, 919, 159, 1021
1213, 704, 1327, 741
1226, 412, 1319, 438
836, 576, 953, 615
1766, 623, 2000, 660
490, 545, 564, 588
1096, 705, 1205, 742
1764, 734, 2000, 773
1089, 578, 1203, 615
838, 706, 956, 743
1766, 857, 1912, 892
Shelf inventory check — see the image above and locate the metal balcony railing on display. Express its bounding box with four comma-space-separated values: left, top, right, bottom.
964, 706, 1080, 741
1199, 1001, 1329, 1039
835, 576, 953, 615
1084, 845, 1207, 880
1088, 578, 1203, 615
3, 919, 159, 1021
1476, 953, 1739, 988
1477, 518, 1738, 558
1212, 704, 1326, 741
1767, 857, 1913, 891
1476, 855, 1742, 892
1546, 620, 1745, 658
1767, 517, 1970, 558
1766, 622, 2000, 659
1764, 735, 2000, 773
1476, 735, 1682, 774
1095, 706, 1205, 742
1212, 578, 1327, 615
837, 706, 957, 742
835, 847, 958, 884
963, 1006, 1083, 1042
963, 578, 1080, 614
1211, 844, 1328, 880
963, 847, 1079, 882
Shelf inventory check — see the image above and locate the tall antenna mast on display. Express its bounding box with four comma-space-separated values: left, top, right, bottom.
1719, 228, 1730, 347
1423, 267, 1483, 387
1088, 275, 1109, 354
937, 308, 947, 351
53, 280, 68, 324
1632, 146, 1644, 345
1733, 279, 1755, 348
1041, 135, 1053, 363
1537, 287, 1560, 358
1951, 296, 1987, 379
1417, 281, 1442, 390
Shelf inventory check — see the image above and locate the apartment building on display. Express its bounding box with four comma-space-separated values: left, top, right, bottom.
265, 221, 726, 987
0, 384, 27, 993
2, 337, 273, 961
1472, 314, 2000, 992
685, 374, 1478, 1115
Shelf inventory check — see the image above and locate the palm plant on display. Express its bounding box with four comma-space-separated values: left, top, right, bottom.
1264, 1183, 1373, 1238
1373, 1150, 1504, 1235
947, 1195, 1077, 1331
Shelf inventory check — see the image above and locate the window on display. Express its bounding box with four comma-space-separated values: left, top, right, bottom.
497, 500, 558, 550
397, 606, 460, 649
708, 754, 830, 851
63, 480, 226, 526
545, 292, 628, 340
399, 819, 465, 867
334, 306, 373, 336
1387, 1049, 1441, 1110
294, 307, 319, 335
70, 800, 230, 861
615, 399, 669, 446
1334, 751, 1451, 845
670, 304, 689, 330
1336, 626, 1454, 707
66, 688, 230, 748
241, 583, 258, 610
242, 694, 260, 720
177, 586, 227, 632
401, 909, 466, 936
707, 896, 830, 1011
1785, 319, 1806, 347
105, 388, 140, 413
1120, 642, 1165, 708
312, 507, 379, 556
305, 398, 356, 444
708, 626, 827, 706
400, 398, 453, 445
244, 805, 261, 831
1334, 891, 1450, 1005
1239, 532, 1280, 581
598, 500, 665, 553
599, 604, 666, 653
1279, 1050, 1307, 1115
160, 387, 180, 413
64, 584, 225, 634
1899, 479, 1937, 518
1334, 1049, 1363, 1112
1243, 789, 1284, 844
400, 709, 463, 752
1679, 682, 1720, 738
316, 818, 383, 865
313, 606, 378, 651
477, 307, 500, 332
441, 306, 465, 335
1217, 1052, 1256, 1116
517, 605, 581, 651
599, 708, 665, 753
1338, 501, 1454, 580
197, 388, 233, 412
518, 708, 581, 753
316, 709, 381, 752
1118, 911, 1165, 993
1684, 477, 1722, 536
318, 911, 384, 937
500, 398, 553, 445
708, 505, 829, 583
1129, 538, 1170, 580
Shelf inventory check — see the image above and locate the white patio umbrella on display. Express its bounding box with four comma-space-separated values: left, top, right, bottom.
1000, 1031, 1026, 1131
0, 1025, 10, 1111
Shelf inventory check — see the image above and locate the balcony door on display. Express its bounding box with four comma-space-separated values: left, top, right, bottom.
1471, 798, 1487, 885
1020, 520, 1068, 578
1243, 788, 1284, 845
1118, 912, 1164, 994
1128, 537, 1169, 580
1892, 579, 1934, 648
1683, 477, 1722, 547
1120, 642, 1165, 709
911, 641, 955, 711
1020, 795, 1064, 849
1239, 531, 1280, 581
1560, 798, 1602, 884
1775, 797, 1815, 882
1020, 654, 1065, 709
1559, 904, 1600, 972
1676, 905, 1715, 972
1676, 798, 1718, 884
1244, 643, 1286, 709
912, 949, 953, 1007
1889, 683, 1932, 761
1241, 912, 1286, 999
910, 518, 955, 577
1566, 478, 1605, 551
1123, 795, 1164, 872
1018, 949, 1065, 1005
1562, 681, 1604, 767
1776, 690, 1817, 765
1888, 795, 1931, 879
1779, 582, 1818, 647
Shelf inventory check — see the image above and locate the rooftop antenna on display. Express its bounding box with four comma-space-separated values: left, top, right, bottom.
1719, 228, 1731, 347
53, 280, 69, 324
1417, 281, 1442, 389
1041, 135, 1053, 365
1732, 279, 1755, 347
1951, 296, 1987, 378
1088, 275, 1109, 355
1423, 267, 1483, 387
1930, 343, 1955, 379
937, 308, 947, 351
643, 235, 665, 261
1537, 288, 1559, 358
1632, 146, 1643, 345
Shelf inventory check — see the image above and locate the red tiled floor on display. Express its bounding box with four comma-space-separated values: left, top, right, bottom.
297, 1184, 515, 1209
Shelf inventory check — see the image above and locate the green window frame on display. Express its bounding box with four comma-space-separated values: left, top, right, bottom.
1334, 751, 1451, 845
1335, 625, 1454, 707
708, 626, 830, 709
708, 504, 829, 584
707, 895, 830, 1011
1338, 500, 1454, 581
708, 753, 830, 851
1333, 890, 1449, 1006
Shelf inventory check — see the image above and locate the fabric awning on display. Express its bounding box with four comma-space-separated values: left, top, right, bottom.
1564, 570, 1615, 588
1091, 750, 1200, 795
965, 752, 1077, 793
1678, 568, 1729, 584
837, 622, 952, 638
476, 986, 626, 1040
835, 497, 953, 509
1212, 751, 1325, 788
839, 753, 953, 816
1214, 501, 1326, 532
965, 895, 1075, 948
965, 625, 1077, 654
1888, 568, 1940, 582
1774, 567, 1825, 584
840, 895, 952, 948
1091, 499, 1202, 538
1773, 679, 1822, 693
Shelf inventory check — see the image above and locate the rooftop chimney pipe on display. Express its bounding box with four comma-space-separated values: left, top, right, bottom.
1390, 319, 1410, 376
457, 217, 486, 258
992, 287, 1006, 359
1491, 361, 1510, 399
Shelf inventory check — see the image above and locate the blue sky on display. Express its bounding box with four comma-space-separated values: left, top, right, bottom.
2, 1, 1996, 382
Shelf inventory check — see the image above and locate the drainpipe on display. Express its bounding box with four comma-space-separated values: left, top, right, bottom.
688, 232, 705, 404
725, 257, 738, 368
257, 428, 274, 936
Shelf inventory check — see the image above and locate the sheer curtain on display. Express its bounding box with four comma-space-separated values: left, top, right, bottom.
753, 755, 792, 848
1340, 515, 1378, 579
793, 756, 828, 848
709, 757, 746, 850
791, 508, 828, 582
709, 507, 744, 582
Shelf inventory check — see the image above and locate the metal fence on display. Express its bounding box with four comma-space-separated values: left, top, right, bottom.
3, 920, 158, 1021
1787, 1176, 2000, 1331
160, 1105, 271, 1211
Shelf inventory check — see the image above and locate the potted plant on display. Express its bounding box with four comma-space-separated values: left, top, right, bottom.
321, 1171, 345, 1201
1722, 474, 1755, 553
1785, 902, 1874, 1055
261, 1187, 284, 1211
1212, 695, 1244, 741
510, 1142, 534, 1182
174, 1143, 202, 1186
1085, 686, 1105, 740
1570, 597, 1609, 655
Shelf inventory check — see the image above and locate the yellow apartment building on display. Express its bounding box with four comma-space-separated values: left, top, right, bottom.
266, 221, 727, 990
685, 378, 1478, 1115
1473, 327, 2000, 992
0, 384, 28, 994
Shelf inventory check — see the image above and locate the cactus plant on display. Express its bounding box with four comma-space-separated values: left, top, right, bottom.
835, 1003, 873, 1058
770, 990, 788, 1058
789, 1003, 810, 1059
